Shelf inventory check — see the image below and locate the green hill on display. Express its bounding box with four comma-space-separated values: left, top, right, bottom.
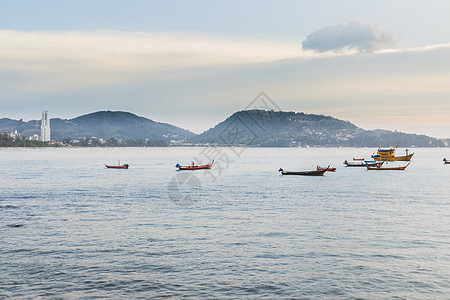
0, 111, 195, 142
192, 110, 448, 147
1, 109, 448, 147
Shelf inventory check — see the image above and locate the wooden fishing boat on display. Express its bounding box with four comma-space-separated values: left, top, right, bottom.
317, 165, 336, 172
176, 160, 214, 170
105, 163, 129, 169
278, 167, 328, 176
343, 160, 383, 167
444, 158, 450, 164
343, 159, 366, 167
366, 162, 410, 170
372, 147, 414, 161
364, 160, 384, 167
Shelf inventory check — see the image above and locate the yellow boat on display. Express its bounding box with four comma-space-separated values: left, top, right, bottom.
372, 147, 414, 161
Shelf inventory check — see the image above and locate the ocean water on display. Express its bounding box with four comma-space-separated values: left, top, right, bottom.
1, 147, 450, 299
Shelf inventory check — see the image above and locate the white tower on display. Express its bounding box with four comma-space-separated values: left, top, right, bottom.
41, 111, 51, 142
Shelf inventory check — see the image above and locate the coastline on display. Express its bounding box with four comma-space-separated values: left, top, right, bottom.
1, 145, 449, 151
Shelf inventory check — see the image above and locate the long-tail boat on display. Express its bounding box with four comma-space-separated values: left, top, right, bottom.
343, 159, 366, 167
176, 160, 214, 170
343, 160, 383, 167
105, 163, 129, 169
317, 165, 336, 172
372, 147, 414, 161
278, 167, 328, 176
364, 160, 385, 167
366, 162, 410, 170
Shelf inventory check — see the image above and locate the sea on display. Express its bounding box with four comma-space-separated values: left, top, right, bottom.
1, 147, 450, 299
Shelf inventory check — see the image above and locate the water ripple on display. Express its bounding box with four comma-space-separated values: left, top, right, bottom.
1, 147, 450, 298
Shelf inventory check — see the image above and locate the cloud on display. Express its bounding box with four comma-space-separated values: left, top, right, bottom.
0, 30, 300, 71
0, 30, 303, 97
1, 28, 450, 138
302, 20, 399, 53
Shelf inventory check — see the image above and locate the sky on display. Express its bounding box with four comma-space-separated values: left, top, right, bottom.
1, 0, 450, 138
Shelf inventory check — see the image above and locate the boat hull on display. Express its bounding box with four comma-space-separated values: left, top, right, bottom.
105, 164, 129, 169
178, 164, 213, 170
317, 167, 336, 172
177, 161, 214, 170
280, 169, 326, 176
366, 162, 410, 170
373, 153, 414, 161
343, 160, 382, 167
344, 162, 366, 167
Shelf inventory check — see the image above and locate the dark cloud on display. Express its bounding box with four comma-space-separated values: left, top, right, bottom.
302, 20, 399, 53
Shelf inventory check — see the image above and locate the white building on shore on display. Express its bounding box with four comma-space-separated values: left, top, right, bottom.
41, 110, 51, 142
29, 134, 40, 141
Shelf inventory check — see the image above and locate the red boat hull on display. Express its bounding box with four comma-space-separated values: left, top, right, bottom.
177, 161, 214, 170
105, 164, 129, 169
317, 166, 336, 172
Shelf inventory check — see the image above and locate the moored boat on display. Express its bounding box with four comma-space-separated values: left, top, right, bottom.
372, 147, 414, 161
364, 160, 384, 167
343, 160, 383, 167
278, 167, 328, 176
105, 163, 129, 169
317, 165, 336, 172
176, 160, 214, 170
343, 159, 366, 167
366, 162, 410, 170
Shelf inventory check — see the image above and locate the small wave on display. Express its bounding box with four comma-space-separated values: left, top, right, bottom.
255, 232, 290, 238
0, 205, 19, 209
145, 250, 188, 257
96, 248, 125, 253
370, 254, 405, 260
228, 242, 246, 246
9, 195, 35, 199
7, 224, 23, 228
4, 248, 34, 254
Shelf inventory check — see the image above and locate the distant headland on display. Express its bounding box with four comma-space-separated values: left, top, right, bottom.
1, 110, 449, 148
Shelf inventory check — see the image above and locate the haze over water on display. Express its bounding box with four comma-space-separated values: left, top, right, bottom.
1, 147, 450, 298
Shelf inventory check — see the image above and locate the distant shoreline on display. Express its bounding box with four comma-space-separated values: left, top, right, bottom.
2, 146, 450, 150
0, 146, 187, 150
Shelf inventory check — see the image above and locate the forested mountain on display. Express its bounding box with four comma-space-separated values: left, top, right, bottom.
1, 110, 448, 147
193, 110, 448, 147
0, 111, 195, 142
